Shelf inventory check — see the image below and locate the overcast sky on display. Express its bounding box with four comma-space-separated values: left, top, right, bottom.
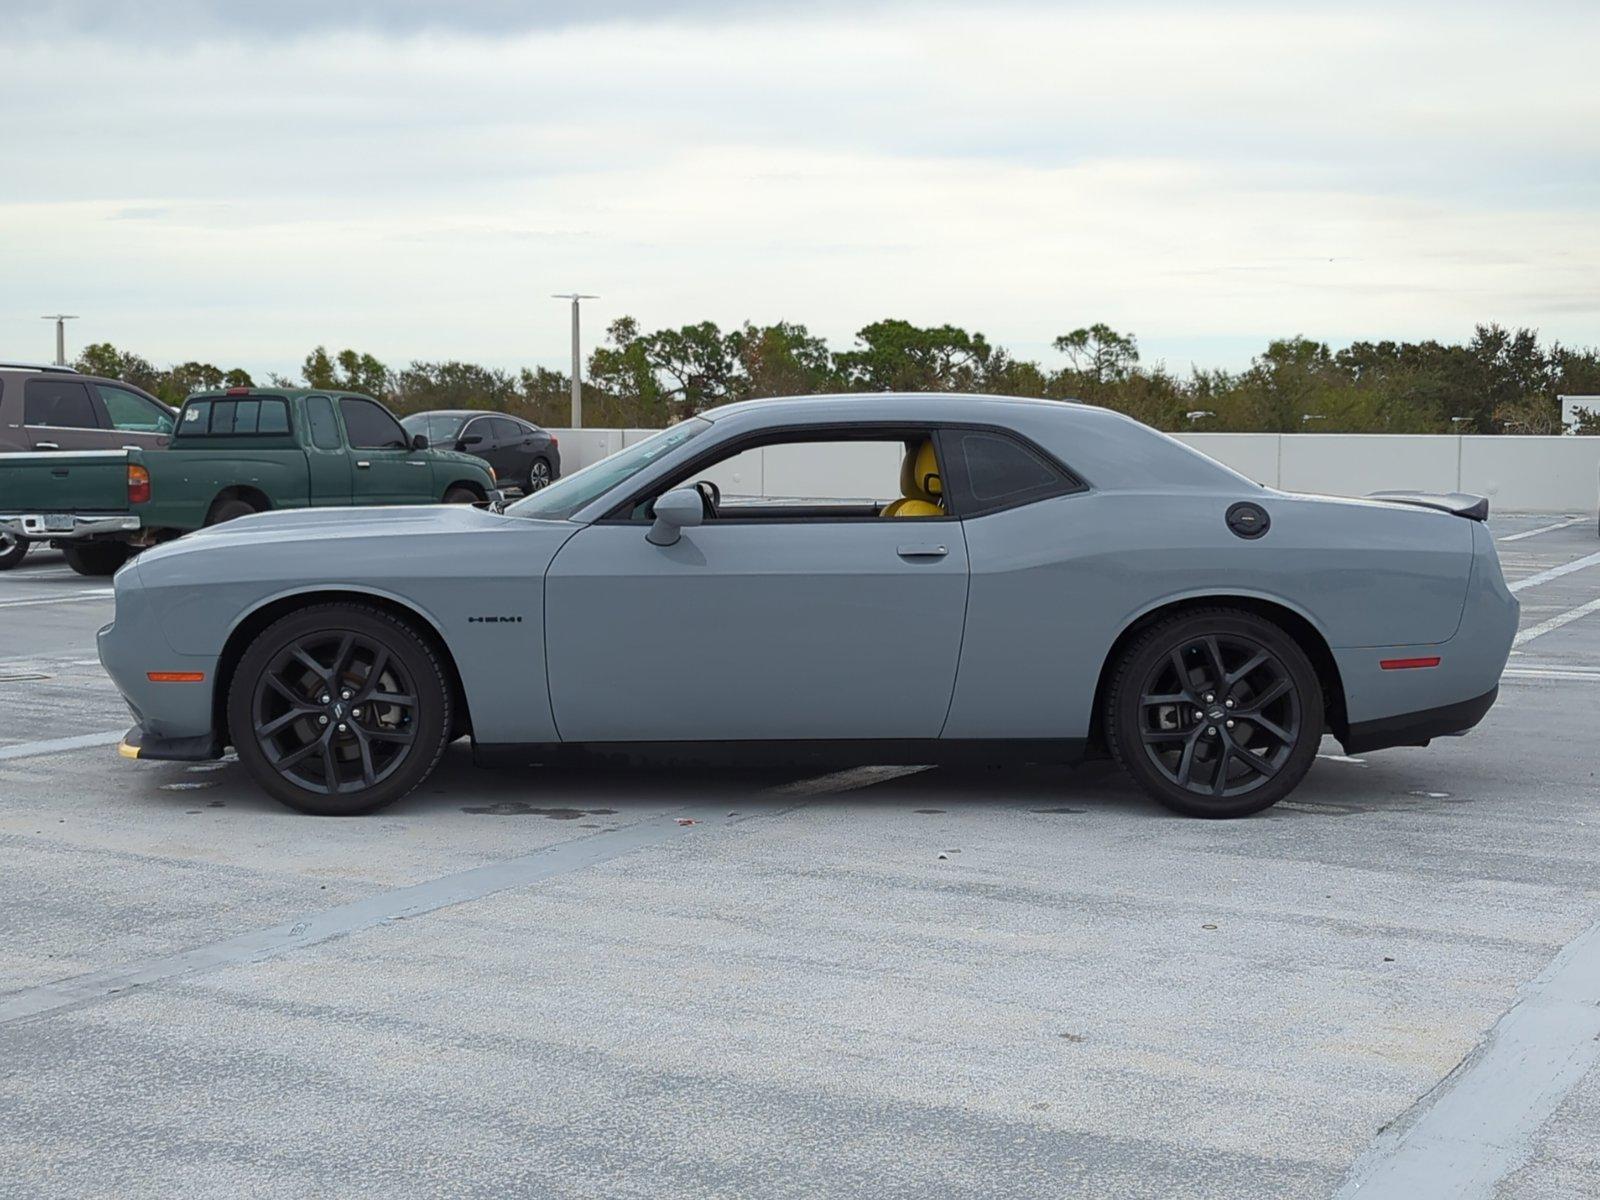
3, 0, 1596, 379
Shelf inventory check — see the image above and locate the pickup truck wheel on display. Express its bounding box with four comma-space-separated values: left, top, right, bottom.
61, 542, 132, 577
228, 603, 452, 816
206, 497, 259, 526
0, 533, 28, 570
443, 486, 479, 505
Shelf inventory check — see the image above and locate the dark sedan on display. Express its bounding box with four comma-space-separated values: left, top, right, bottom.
400, 410, 560, 492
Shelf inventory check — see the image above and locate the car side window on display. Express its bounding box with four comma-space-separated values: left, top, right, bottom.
306, 396, 342, 449
940, 429, 1080, 515
458, 417, 490, 446
490, 417, 524, 442
24, 379, 101, 428
339, 397, 408, 449
96, 384, 174, 433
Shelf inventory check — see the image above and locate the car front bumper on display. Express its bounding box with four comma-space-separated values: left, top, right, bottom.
0, 512, 140, 541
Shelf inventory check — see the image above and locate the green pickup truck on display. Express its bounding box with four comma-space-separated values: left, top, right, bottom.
0, 388, 501, 575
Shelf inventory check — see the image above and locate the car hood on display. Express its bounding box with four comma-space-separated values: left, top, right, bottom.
139, 503, 539, 565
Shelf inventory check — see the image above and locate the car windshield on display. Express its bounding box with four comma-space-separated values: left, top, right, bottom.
402, 413, 466, 445
507, 418, 712, 521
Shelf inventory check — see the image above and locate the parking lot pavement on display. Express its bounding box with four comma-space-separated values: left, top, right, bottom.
2, 516, 1600, 1198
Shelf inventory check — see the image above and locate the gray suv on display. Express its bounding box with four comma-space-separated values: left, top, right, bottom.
0, 363, 175, 454
0, 364, 176, 568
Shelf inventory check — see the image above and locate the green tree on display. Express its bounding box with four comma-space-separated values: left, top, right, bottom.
834, 319, 993, 392
301, 346, 393, 399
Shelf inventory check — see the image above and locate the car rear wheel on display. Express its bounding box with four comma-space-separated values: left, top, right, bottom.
206, 497, 260, 525
0, 533, 28, 570
527, 457, 552, 491
1105, 609, 1323, 818
443, 486, 479, 504
228, 603, 452, 815
62, 542, 132, 577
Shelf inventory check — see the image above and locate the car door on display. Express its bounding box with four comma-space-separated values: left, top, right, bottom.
338, 395, 430, 504
22, 378, 108, 450
488, 417, 532, 483
455, 415, 499, 471
303, 394, 352, 505
91, 382, 174, 449
543, 439, 970, 743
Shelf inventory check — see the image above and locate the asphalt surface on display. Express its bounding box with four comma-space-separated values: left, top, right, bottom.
2, 515, 1599, 1199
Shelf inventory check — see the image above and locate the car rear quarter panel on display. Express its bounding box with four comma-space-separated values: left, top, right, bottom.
944, 488, 1476, 740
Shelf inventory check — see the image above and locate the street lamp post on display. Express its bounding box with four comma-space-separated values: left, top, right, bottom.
551, 294, 597, 428
40, 314, 78, 366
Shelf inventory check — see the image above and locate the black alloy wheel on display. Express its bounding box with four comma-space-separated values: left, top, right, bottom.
1107, 609, 1323, 817
228, 603, 452, 815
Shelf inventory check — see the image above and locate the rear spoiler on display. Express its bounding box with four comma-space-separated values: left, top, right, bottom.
1368, 491, 1489, 521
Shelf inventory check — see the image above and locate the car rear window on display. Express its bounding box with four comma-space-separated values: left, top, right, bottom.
178, 397, 291, 436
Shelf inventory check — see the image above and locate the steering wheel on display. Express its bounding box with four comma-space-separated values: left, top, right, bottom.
694, 479, 721, 519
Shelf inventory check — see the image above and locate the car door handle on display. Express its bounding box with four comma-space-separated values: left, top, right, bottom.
406, 460, 427, 467
356, 461, 371, 469
35, 441, 59, 449
897, 543, 949, 558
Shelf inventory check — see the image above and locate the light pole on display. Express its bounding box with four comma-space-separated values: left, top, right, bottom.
40, 314, 78, 366
551, 294, 597, 428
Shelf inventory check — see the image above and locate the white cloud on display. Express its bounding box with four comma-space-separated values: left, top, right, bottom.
2, 2, 1596, 375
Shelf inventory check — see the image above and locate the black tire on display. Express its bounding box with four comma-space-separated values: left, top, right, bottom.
206, 497, 259, 526
0, 533, 28, 571
62, 541, 132, 577
1105, 608, 1324, 818
227, 602, 453, 816
527, 457, 553, 491
443, 486, 480, 504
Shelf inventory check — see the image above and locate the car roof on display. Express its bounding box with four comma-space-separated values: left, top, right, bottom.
185, 388, 378, 401
0, 362, 80, 374
699, 392, 1090, 423
403, 409, 526, 419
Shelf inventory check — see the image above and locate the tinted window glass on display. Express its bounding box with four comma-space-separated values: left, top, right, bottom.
176, 397, 291, 436
339, 397, 407, 449
97, 384, 173, 433
490, 417, 524, 441
24, 379, 99, 428
458, 417, 491, 446
956, 431, 1064, 503
306, 396, 342, 449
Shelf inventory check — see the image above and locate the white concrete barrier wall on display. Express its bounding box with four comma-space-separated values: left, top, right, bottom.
549, 428, 1600, 514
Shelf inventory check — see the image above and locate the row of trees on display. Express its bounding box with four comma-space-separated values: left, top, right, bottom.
75, 320, 1600, 434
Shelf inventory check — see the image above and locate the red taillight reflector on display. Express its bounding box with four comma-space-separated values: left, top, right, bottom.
147, 671, 205, 683
225, 386, 251, 396
550, 436, 559, 447
127, 463, 151, 505
1380, 656, 1441, 670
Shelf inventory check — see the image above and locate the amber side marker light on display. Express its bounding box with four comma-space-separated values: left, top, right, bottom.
1379, 657, 1441, 670
147, 671, 206, 683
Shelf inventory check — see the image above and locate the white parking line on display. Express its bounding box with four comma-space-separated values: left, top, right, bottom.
1504, 665, 1600, 682
0, 589, 113, 609
1497, 516, 1585, 542
1333, 914, 1600, 1199
1508, 549, 1600, 594
0, 730, 125, 761
1513, 597, 1600, 647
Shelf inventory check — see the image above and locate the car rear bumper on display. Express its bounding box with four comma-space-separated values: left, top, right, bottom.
0, 512, 139, 541
1340, 686, 1498, 754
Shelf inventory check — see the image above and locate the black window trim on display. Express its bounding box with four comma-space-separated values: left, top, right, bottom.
598, 419, 1089, 526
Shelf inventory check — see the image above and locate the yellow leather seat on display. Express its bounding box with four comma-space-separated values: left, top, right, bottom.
882, 440, 943, 518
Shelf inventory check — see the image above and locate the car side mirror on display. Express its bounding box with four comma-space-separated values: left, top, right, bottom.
458, 433, 483, 447
647, 486, 704, 546
410, 433, 430, 451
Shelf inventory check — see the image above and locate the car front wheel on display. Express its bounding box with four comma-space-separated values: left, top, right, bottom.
228, 603, 453, 815
0, 532, 28, 570
1105, 608, 1323, 818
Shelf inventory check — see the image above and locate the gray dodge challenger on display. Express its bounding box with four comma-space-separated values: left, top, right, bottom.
98, 394, 1518, 818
